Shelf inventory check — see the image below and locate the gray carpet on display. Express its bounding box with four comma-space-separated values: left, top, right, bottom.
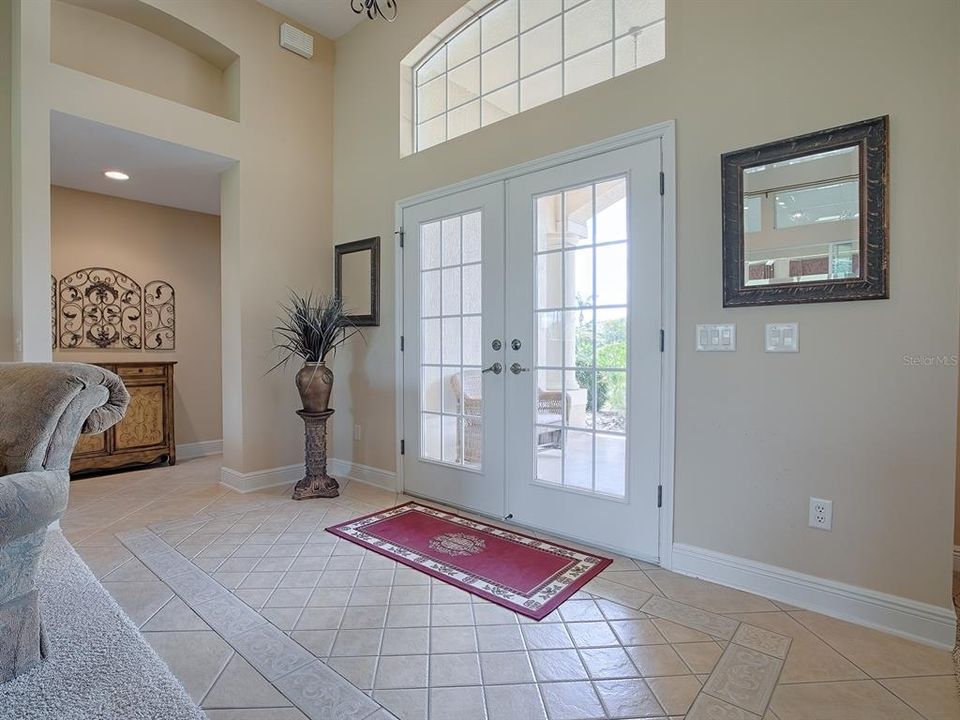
0, 531, 205, 720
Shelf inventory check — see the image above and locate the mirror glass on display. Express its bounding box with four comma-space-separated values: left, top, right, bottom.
340, 249, 372, 316
742, 146, 860, 287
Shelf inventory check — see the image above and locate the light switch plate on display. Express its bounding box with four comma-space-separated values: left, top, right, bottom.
765, 323, 799, 352
696, 324, 736, 352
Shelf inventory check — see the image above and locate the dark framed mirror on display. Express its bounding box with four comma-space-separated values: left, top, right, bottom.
722, 116, 889, 306
335, 236, 380, 326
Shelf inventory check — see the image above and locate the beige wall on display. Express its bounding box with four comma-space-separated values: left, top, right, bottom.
332, 0, 960, 608
51, 0, 235, 120
9, 0, 335, 476
0, 0, 12, 361
50, 186, 222, 445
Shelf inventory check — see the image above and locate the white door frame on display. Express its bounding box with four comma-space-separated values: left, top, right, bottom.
393, 120, 677, 569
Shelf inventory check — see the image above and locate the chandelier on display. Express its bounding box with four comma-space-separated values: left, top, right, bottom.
351, 0, 398, 22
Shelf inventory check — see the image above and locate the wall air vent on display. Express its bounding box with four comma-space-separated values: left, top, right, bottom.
279, 23, 314, 59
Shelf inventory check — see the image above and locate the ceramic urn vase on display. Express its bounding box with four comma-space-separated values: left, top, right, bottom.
295, 361, 334, 413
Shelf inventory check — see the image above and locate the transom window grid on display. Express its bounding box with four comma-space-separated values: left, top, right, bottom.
534, 176, 630, 499
414, 0, 666, 152
419, 211, 484, 471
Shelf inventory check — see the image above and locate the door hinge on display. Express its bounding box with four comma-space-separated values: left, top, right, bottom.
396, 228, 404, 248
659, 329, 665, 353
400, 439, 405, 455
657, 484, 663, 508
400, 335, 404, 352
659, 171, 665, 196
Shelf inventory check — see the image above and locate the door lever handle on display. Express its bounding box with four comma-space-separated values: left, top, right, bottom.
482, 362, 503, 375
509, 362, 529, 375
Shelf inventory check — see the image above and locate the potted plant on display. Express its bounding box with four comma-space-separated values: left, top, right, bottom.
270, 291, 361, 413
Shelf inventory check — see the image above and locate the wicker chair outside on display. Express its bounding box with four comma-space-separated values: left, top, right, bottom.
450, 372, 567, 465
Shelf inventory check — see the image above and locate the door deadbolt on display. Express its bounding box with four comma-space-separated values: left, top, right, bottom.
491, 339, 502, 351
511, 339, 522, 350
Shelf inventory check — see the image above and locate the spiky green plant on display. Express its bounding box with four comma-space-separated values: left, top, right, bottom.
269, 291, 362, 373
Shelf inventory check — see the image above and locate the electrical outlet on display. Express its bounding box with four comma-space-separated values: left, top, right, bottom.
809, 497, 832, 530
353, 424, 362, 442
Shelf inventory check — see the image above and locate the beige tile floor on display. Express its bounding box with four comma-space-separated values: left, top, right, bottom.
62, 456, 960, 720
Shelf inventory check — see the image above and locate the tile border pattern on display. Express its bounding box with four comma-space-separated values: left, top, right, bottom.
118, 521, 798, 720
119, 527, 385, 720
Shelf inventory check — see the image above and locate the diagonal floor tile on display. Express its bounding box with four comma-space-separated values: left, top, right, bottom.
102, 580, 174, 626
879, 676, 960, 720
141, 595, 210, 631
789, 610, 954, 678
770, 680, 925, 720
201, 654, 290, 709
372, 689, 427, 720
484, 683, 547, 720
726, 611, 866, 684
647, 674, 701, 715
646, 570, 778, 613
540, 681, 606, 720
144, 630, 233, 702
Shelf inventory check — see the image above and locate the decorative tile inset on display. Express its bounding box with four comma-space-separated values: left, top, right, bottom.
687, 693, 761, 719
275, 659, 381, 719
643, 595, 740, 641
194, 593, 267, 640
704, 644, 783, 715
733, 624, 791, 659
229, 624, 314, 680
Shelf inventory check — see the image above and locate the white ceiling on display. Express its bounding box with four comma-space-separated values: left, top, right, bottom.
51, 112, 234, 215
257, 0, 364, 39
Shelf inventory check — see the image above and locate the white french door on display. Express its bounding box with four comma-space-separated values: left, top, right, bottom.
504, 141, 663, 559
401, 183, 506, 517
401, 136, 665, 560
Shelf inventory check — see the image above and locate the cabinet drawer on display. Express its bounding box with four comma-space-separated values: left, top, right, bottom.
118, 365, 166, 379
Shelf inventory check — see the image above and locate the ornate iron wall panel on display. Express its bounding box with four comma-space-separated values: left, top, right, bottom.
51, 275, 57, 350
55, 268, 176, 351
144, 280, 176, 350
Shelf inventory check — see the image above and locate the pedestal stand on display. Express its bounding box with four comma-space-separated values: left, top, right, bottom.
292, 409, 339, 500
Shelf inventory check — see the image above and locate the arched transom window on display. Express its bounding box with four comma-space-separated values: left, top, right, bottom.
404, 0, 665, 154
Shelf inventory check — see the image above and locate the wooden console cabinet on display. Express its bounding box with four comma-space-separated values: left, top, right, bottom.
70, 361, 176, 475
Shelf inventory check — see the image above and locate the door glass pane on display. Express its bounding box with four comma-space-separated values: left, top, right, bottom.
534, 176, 628, 498
595, 243, 627, 306
420, 211, 483, 469
536, 252, 563, 310
462, 264, 482, 314
422, 366, 441, 412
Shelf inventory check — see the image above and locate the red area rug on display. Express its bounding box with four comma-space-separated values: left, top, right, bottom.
326, 502, 611, 620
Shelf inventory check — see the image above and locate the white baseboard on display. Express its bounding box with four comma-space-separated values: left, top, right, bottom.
220, 463, 303, 493
218, 458, 397, 495
328, 458, 397, 492
954, 546, 960, 573
178, 439, 223, 461
672, 543, 956, 650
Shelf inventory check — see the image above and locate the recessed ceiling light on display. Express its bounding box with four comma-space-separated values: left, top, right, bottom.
104, 170, 130, 181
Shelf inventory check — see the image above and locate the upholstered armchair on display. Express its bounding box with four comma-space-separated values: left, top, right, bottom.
0, 363, 128, 682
